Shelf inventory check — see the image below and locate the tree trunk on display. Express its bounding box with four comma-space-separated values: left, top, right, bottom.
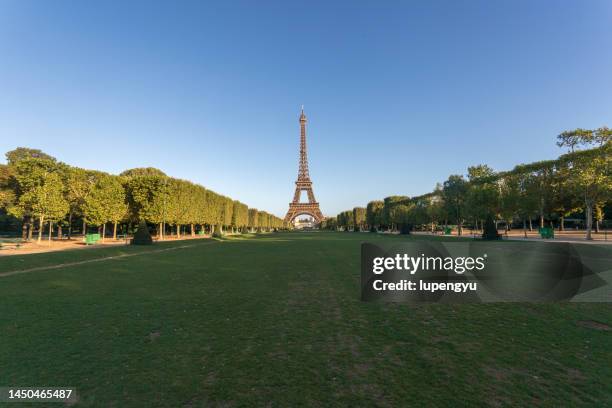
158, 222, 163, 240
82, 219, 87, 236
595, 219, 600, 233
48, 220, 52, 245
585, 203, 593, 240
113, 221, 118, 240
102, 223, 106, 243
523, 219, 527, 238
191, 224, 195, 237
68, 212, 73, 239
38, 215, 45, 243
528, 218, 533, 231
57, 224, 62, 239
539, 215, 544, 229
560, 216, 565, 232
177, 225, 181, 238
21, 217, 28, 240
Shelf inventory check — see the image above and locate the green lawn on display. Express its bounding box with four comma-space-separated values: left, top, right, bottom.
0, 232, 611, 407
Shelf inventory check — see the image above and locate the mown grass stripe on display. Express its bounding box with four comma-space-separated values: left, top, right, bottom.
0, 241, 215, 278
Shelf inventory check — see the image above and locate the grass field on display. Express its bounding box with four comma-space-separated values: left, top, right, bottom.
1, 232, 611, 407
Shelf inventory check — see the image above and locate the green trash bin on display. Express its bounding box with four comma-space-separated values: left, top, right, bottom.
539, 227, 554, 239
85, 233, 101, 245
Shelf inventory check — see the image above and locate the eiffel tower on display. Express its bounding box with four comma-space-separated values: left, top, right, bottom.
284, 107, 324, 225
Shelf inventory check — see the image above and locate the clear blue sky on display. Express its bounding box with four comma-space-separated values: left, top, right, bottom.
1, 1, 611, 217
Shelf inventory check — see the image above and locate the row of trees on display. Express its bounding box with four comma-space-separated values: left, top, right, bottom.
328, 129, 611, 240
0, 148, 285, 242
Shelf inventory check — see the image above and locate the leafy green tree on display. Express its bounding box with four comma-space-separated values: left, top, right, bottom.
124, 174, 169, 239
498, 173, 521, 232
83, 175, 128, 241
257, 211, 271, 232
221, 197, 234, 232
425, 193, 446, 232
407, 195, 430, 228
248, 208, 259, 232
366, 200, 384, 231
191, 185, 207, 234
2, 148, 284, 243
593, 127, 612, 146
232, 201, 248, 233
205, 190, 223, 234
557, 129, 592, 152
120, 167, 167, 177
513, 170, 541, 231
389, 203, 413, 234
382, 196, 409, 231
465, 165, 499, 230
549, 161, 581, 231
0, 164, 15, 214
564, 145, 611, 239
321, 216, 337, 230
8, 158, 68, 243
6, 147, 55, 166
337, 210, 354, 231
517, 161, 556, 228
353, 207, 366, 231
64, 167, 100, 237
442, 175, 468, 235
166, 178, 193, 238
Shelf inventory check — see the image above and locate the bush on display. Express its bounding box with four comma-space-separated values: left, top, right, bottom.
399, 223, 412, 235
482, 216, 501, 240
132, 221, 153, 245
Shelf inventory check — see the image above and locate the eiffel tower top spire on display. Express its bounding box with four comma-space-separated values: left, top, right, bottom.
298, 106, 310, 181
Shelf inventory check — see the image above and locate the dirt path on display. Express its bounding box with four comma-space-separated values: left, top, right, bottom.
0, 241, 215, 278
0, 234, 213, 256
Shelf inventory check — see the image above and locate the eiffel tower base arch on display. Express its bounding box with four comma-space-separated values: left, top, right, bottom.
285, 203, 324, 224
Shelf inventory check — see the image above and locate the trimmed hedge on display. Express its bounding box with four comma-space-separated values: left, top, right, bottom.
132, 221, 153, 245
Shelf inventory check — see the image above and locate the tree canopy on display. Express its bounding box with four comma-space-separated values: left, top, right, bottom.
1, 148, 285, 241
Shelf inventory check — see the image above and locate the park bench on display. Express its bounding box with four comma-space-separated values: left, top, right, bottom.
0, 238, 23, 250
